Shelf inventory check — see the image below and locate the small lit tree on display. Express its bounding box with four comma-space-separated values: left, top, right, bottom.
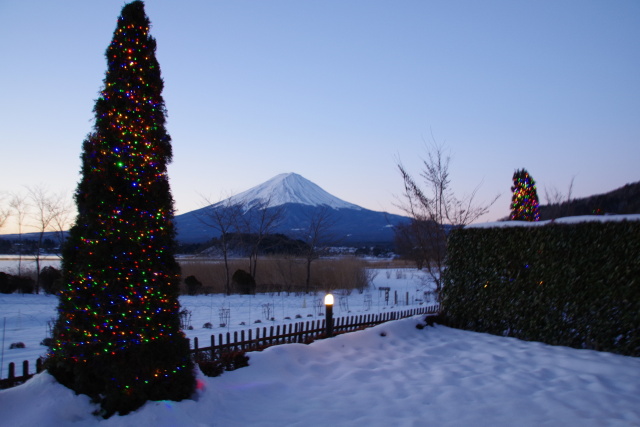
510, 169, 540, 221
47, 1, 195, 417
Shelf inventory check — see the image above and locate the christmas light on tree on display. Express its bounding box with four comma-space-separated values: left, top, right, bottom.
47, 1, 195, 416
510, 169, 540, 221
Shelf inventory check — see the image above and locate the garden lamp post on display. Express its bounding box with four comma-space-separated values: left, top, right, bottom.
325, 293, 334, 337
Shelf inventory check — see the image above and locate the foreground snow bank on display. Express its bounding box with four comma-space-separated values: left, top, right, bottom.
1, 317, 639, 426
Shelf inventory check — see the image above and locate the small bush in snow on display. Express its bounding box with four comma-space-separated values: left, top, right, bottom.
232, 269, 256, 295
184, 275, 203, 295
197, 351, 250, 378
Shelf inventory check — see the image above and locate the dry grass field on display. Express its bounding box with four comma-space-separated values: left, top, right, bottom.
1, 255, 419, 295
178, 256, 402, 294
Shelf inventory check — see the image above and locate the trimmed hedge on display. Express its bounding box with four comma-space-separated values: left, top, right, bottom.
442, 220, 640, 356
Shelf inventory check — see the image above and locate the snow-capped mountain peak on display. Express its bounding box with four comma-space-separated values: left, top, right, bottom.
174, 172, 410, 243
221, 173, 362, 210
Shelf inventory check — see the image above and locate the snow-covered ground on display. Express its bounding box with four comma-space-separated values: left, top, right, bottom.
2, 317, 639, 426
1, 265, 639, 426
0, 266, 431, 371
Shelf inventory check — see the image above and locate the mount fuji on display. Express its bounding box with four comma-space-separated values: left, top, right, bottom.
216, 173, 362, 211
173, 173, 409, 245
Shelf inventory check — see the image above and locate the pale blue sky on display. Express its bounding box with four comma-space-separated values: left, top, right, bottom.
1, 0, 638, 233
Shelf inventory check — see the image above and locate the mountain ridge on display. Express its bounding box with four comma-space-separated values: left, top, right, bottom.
173, 173, 407, 244
539, 181, 640, 219
3, 178, 640, 248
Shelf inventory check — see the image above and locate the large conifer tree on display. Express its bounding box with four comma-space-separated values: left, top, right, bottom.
510, 168, 540, 221
47, 1, 195, 416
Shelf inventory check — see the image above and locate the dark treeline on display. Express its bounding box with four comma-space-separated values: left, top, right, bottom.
179, 233, 310, 256
179, 233, 396, 257
2, 235, 395, 257
0, 238, 58, 255
540, 181, 640, 220
0, 265, 61, 294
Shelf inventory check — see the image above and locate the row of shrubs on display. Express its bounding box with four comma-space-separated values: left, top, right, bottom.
0, 266, 61, 294
1, 256, 375, 296
442, 219, 640, 357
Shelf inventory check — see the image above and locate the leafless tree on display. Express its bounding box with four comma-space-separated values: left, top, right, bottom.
396, 140, 499, 301
544, 176, 576, 219
9, 192, 29, 276
237, 196, 284, 280
196, 195, 244, 295
297, 206, 340, 293
0, 193, 10, 229
50, 194, 74, 253
393, 219, 443, 271
27, 185, 72, 293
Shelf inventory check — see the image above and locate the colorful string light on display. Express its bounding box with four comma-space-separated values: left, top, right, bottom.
49, 1, 194, 408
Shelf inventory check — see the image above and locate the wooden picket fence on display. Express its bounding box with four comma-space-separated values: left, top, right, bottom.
0, 304, 440, 390
0, 358, 44, 390
191, 304, 440, 361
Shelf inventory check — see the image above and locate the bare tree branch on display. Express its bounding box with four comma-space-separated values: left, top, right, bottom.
27, 185, 70, 293
196, 194, 244, 295
0, 193, 10, 229
236, 196, 284, 279
395, 139, 499, 302
50, 193, 74, 254
543, 175, 577, 219
9, 192, 29, 276
295, 205, 340, 293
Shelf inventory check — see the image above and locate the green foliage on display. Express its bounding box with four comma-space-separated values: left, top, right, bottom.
442, 220, 640, 356
0, 272, 16, 294
48, 1, 195, 417
184, 275, 203, 295
40, 266, 62, 294
0, 272, 35, 294
232, 269, 256, 294
196, 351, 250, 377
510, 169, 540, 221
47, 338, 194, 417
13, 275, 35, 294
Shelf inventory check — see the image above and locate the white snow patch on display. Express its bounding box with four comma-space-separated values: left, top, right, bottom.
468, 214, 640, 229
216, 173, 362, 210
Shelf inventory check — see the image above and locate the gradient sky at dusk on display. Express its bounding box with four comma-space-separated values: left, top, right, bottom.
1, 0, 638, 233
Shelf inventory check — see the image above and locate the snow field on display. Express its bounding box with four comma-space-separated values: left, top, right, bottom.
0, 267, 433, 374
1, 266, 639, 426
1, 318, 639, 426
